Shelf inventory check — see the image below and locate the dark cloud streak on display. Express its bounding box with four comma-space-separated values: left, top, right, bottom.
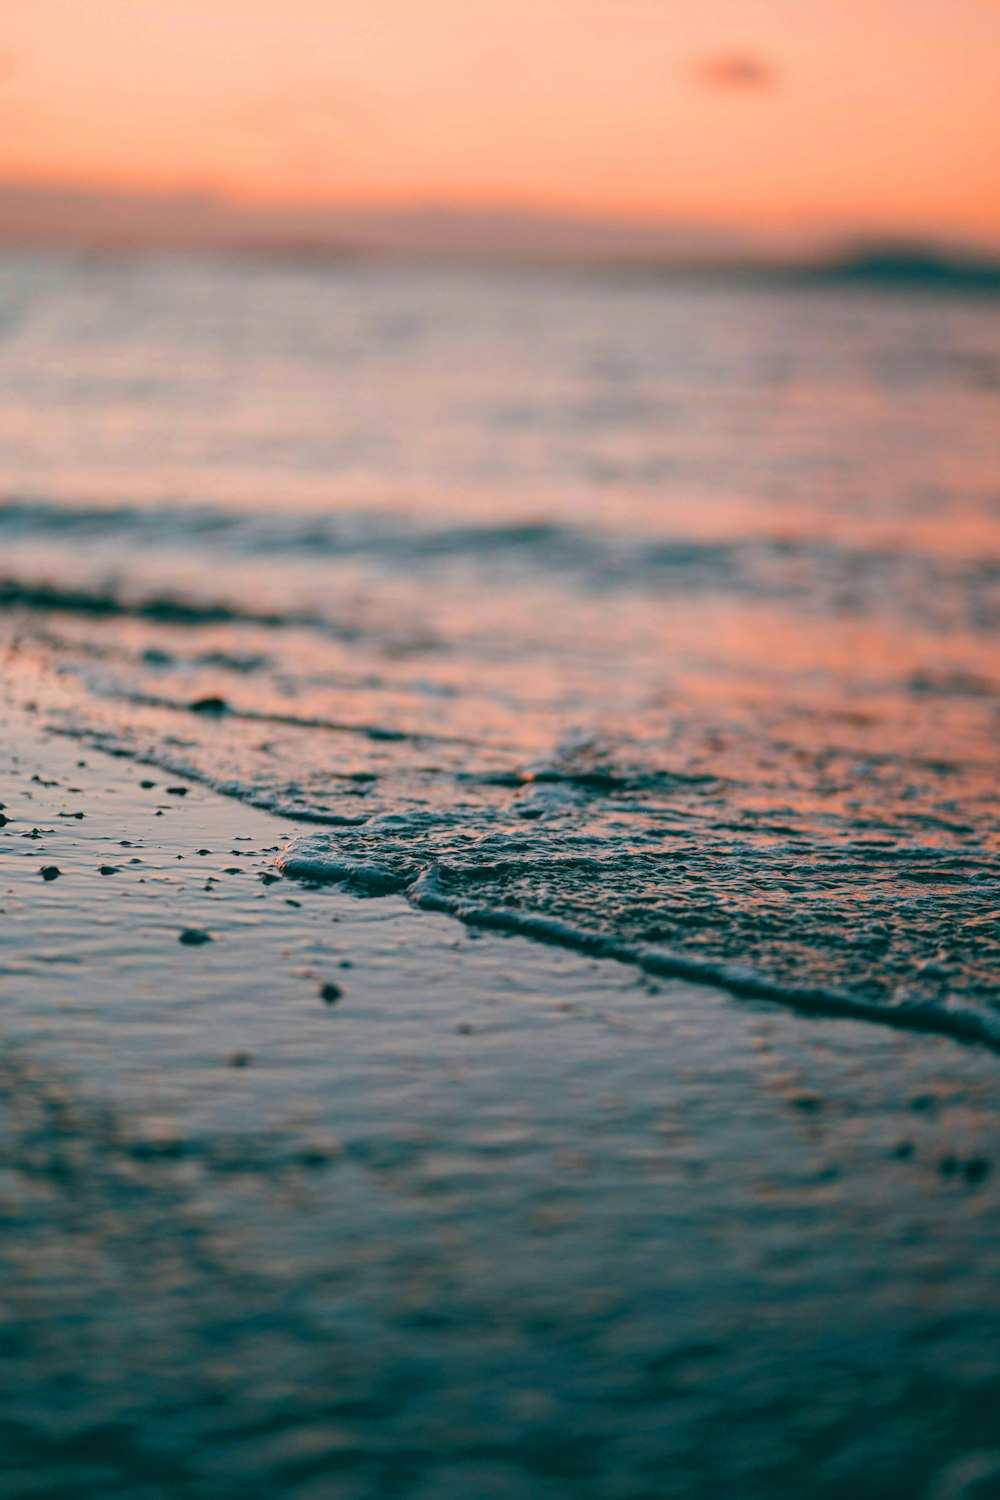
694, 52, 777, 92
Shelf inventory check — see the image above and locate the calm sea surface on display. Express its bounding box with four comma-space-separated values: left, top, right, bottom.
1, 252, 997, 1034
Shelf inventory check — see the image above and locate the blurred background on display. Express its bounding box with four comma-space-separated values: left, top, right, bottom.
1, 0, 999, 262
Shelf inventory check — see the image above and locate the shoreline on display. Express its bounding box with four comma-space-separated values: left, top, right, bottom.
2, 685, 999, 1498
39, 693, 1000, 1057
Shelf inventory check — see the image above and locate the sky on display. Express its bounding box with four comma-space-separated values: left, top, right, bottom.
2, 0, 999, 244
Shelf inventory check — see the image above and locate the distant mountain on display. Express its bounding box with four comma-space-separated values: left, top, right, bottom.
804, 242, 1000, 294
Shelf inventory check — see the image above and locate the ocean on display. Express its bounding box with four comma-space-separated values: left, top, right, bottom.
1, 249, 998, 1037
2, 248, 1000, 1499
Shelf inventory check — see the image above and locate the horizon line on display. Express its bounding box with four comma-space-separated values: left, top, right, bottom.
1, 175, 999, 269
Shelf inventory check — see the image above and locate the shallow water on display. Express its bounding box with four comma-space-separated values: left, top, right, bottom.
2, 701, 999, 1500
1, 251, 997, 1033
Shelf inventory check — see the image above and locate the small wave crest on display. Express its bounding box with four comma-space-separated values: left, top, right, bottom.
276, 837, 1000, 1052
2, 497, 995, 628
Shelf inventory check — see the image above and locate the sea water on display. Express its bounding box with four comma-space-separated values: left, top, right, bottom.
1, 250, 997, 1035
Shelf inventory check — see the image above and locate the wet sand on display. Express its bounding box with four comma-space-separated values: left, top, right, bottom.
2, 688, 999, 1500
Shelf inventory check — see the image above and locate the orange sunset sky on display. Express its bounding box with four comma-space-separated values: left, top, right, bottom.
2, 0, 999, 245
